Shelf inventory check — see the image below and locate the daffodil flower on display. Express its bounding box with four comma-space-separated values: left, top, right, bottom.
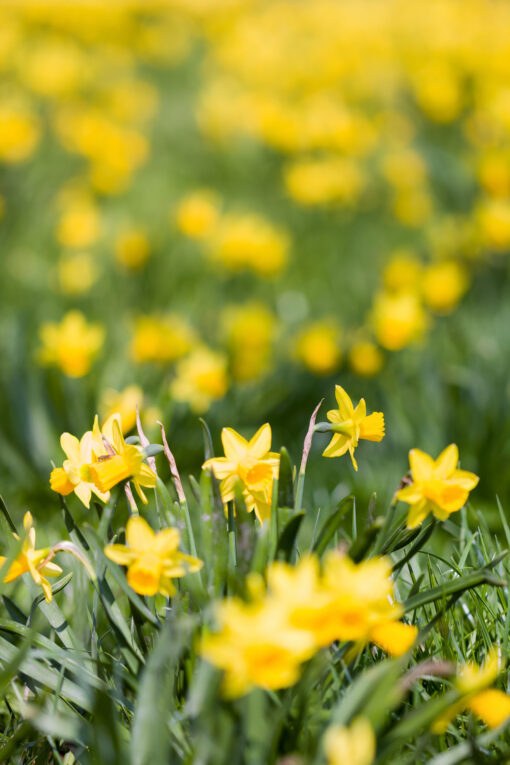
266, 553, 417, 656
201, 596, 315, 698
50, 415, 110, 507
396, 444, 479, 528
319, 385, 385, 470
104, 516, 203, 596
324, 718, 375, 765
88, 414, 157, 504
202, 424, 280, 523
432, 649, 510, 732
0, 512, 96, 603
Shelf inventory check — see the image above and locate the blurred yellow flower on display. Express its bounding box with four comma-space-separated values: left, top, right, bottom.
104, 516, 202, 597
203, 424, 280, 523
348, 342, 384, 378
477, 150, 510, 198
284, 156, 364, 206
392, 188, 432, 227
0, 512, 62, 603
476, 197, 510, 251
267, 553, 416, 654
114, 228, 151, 270
57, 252, 98, 295
324, 718, 375, 765
422, 260, 469, 314
89, 414, 157, 504
295, 320, 342, 376
381, 148, 427, 190
412, 63, 462, 124
22, 38, 86, 99
50, 416, 109, 508
433, 649, 510, 733
0, 101, 40, 163
373, 290, 428, 351
383, 250, 423, 293
201, 596, 315, 698
99, 385, 144, 434
38, 311, 104, 378
175, 189, 221, 239
56, 199, 100, 249
208, 213, 289, 277
322, 385, 385, 471
397, 444, 479, 528
223, 302, 276, 382
170, 346, 228, 413
131, 314, 196, 364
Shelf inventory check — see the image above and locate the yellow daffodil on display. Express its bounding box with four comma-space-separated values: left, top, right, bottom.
202, 424, 280, 523
50, 416, 110, 508
99, 385, 144, 434
433, 649, 510, 733
397, 445, 479, 528
170, 346, 229, 413
321, 386, 385, 470
201, 596, 315, 698
88, 414, 157, 504
104, 516, 202, 596
38, 311, 104, 378
267, 553, 417, 656
175, 189, 220, 239
324, 718, 375, 765
0, 512, 62, 602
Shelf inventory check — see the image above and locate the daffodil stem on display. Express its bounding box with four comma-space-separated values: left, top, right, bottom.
294, 471, 306, 514
295, 399, 324, 512
227, 501, 237, 569
269, 478, 279, 559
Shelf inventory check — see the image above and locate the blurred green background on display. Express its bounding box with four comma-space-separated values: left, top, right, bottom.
1, 0, 509, 523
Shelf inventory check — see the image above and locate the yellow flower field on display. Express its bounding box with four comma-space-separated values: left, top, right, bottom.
1, 1, 510, 762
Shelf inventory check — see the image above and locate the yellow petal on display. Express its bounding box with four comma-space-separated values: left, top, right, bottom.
469, 689, 510, 728
354, 397, 367, 420
370, 621, 418, 656
248, 424, 272, 459
60, 433, 81, 464
409, 449, 435, 482
334, 385, 355, 419
74, 481, 92, 508
349, 445, 358, 472
396, 484, 423, 504
453, 469, 479, 490
104, 544, 137, 566
433, 444, 458, 479
138, 462, 157, 488
322, 433, 350, 458
202, 457, 236, 480
154, 528, 181, 557
221, 427, 248, 461
406, 499, 430, 528
126, 516, 155, 552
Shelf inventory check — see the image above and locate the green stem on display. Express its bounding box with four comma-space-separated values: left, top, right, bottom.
227, 501, 237, 569
404, 569, 504, 612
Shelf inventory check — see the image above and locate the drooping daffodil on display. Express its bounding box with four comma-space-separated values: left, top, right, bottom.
319, 385, 385, 470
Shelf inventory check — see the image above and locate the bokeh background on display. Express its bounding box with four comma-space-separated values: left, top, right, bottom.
1, 0, 510, 520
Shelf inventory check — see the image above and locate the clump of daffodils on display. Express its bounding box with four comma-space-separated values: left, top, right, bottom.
50, 412, 157, 506
201, 551, 417, 697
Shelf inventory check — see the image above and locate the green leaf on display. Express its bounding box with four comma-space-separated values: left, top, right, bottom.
131, 613, 194, 765
277, 447, 294, 508
275, 512, 304, 561
312, 495, 354, 556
